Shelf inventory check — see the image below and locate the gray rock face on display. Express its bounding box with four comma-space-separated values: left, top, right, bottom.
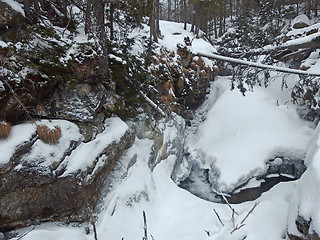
288, 216, 320, 240
0, 122, 134, 232
36, 83, 112, 142
0, 1, 25, 30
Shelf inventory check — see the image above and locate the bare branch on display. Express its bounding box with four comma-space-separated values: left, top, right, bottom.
220, 192, 238, 216
240, 201, 259, 226
213, 209, 224, 227
142, 211, 148, 240
89, 210, 98, 240
230, 201, 259, 234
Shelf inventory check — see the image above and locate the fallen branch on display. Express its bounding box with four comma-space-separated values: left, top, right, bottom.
195, 52, 320, 77
213, 209, 224, 227
220, 192, 238, 216
230, 201, 259, 234
16, 226, 36, 240
142, 211, 148, 240
90, 213, 98, 240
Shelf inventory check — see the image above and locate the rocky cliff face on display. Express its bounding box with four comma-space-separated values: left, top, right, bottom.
0, 2, 216, 232
0, 118, 134, 231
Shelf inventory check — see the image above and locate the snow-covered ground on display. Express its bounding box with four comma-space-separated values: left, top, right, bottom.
184, 76, 314, 192
9, 75, 316, 240
3, 15, 320, 240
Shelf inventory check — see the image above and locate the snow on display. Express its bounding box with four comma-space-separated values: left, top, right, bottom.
287, 124, 320, 235
1, 0, 25, 17
21, 120, 82, 169
0, 40, 8, 48
3, 16, 320, 240
60, 117, 128, 176
129, 21, 216, 70
186, 77, 314, 192
196, 51, 320, 76
291, 14, 311, 27
0, 123, 36, 166
14, 135, 296, 240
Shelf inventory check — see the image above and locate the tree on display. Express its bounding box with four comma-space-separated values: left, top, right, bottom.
149, 0, 160, 42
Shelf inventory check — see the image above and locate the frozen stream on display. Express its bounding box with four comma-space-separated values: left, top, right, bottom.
12, 75, 315, 240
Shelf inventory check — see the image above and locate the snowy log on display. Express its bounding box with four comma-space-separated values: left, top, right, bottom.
195, 52, 320, 77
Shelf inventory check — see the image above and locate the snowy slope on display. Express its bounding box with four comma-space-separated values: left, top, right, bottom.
5, 18, 319, 240
185, 77, 314, 192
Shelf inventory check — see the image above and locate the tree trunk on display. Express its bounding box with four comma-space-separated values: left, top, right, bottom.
306, 0, 311, 18
168, 0, 171, 20
230, 0, 233, 20
109, 3, 115, 40
218, 14, 223, 37
214, 13, 218, 39
183, 0, 187, 30
96, 1, 108, 76
191, 8, 196, 33
85, 0, 93, 36
156, 0, 160, 36
149, 0, 158, 42
23, 0, 32, 20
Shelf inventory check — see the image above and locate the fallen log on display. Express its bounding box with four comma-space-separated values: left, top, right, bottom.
195, 51, 320, 77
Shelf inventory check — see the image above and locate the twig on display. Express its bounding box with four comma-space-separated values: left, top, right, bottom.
240, 201, 259, 226
230, 201, 259, 234
90, 213, 98, 240
213, 209, 224, 226
220, 192, 238, 216
142, 211, 148, 240
16, 226, 36, 240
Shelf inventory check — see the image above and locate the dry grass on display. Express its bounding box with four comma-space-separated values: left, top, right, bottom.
36, 124, 61, 144
0, 121, 11, 139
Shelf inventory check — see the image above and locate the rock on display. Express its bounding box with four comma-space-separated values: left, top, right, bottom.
292, 14, 310, 29
38, 83, 107, 122
0, 72, 57, 124
293, 22, 309, 29
0, 1, 25, 30
0, 119, 134, 232
287, 124, 320, 240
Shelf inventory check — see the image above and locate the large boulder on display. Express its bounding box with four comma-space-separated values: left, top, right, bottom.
0, 118, 134, 231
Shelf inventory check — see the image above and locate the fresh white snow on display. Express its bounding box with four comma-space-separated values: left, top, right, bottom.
60, 117, 128, 176
186, 77, 314, 192
3, 16, 320, 240
0, 123, 36, 166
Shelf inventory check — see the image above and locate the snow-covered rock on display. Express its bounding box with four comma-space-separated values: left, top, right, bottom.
287, 123, 320, 240
0, 0, 25, 30
0, 118, 134, 231
292, 14, 311, 29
